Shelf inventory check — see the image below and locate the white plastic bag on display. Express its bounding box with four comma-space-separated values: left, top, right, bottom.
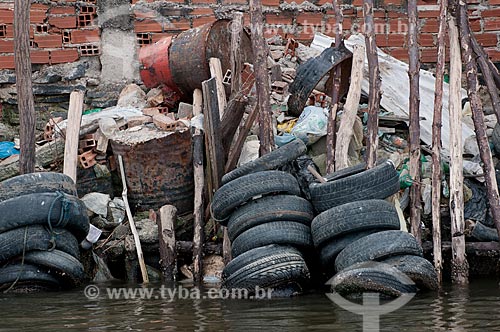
291, 106, 328, 145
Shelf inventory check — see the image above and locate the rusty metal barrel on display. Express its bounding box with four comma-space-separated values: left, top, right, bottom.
139, 20, 253, 96
111, 127, 194, 214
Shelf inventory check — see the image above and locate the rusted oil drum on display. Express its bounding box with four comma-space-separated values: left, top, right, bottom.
111, 127, 194, 214
139, 37, 179, 91
169, 20, 253, 94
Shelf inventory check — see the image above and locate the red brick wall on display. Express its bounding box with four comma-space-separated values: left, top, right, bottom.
0, 0, 499, 70
131, 0, 500, 63
0, 0, 100, 69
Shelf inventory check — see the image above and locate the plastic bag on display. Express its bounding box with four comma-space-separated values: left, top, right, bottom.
291, 106, 328, 145
0, 141, 19, 159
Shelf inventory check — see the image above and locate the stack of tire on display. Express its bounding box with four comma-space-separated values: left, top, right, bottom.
309, 161, 438, 296
0, 173, 90, 292
212, 140, 314, 295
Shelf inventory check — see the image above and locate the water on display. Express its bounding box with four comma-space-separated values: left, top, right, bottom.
1, 279, 500, 331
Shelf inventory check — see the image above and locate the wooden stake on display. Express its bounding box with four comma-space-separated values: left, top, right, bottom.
363, 0, 381, 169
457, 4, 500, 243
326, 0, 344, 174
307, 165, 326, 183
14, 0, 36, 175
118, 155, 149, 284
408, 0, 422, 244
335, 44, 365, 171
250, 0, 274, 155
209, 58, 227, 117
192, 89, 205, 283
230, 12, 244, 96
431, 0, 447, 285
448, 16, 468, 285
63, 90, 85, 183
159, 205, 177, 281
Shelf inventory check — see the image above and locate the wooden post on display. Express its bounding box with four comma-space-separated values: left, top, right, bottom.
363, 0, 381, 169
159, 205, 178, 281
448, 16, 468, 284
230, 12, 244, 96
192, 89, 205, 283
63, 90, 85, 183
250, 0, 274, 155
431, 0, 447, 285
202, 78, 225, 191
457, 4, 500, 242
209, 58, 227, 117
408, 0, 422, 244
118, 155, 149, 284
335, 44, 365, 171
14, 0, 36, 175
326, 0, 344, 174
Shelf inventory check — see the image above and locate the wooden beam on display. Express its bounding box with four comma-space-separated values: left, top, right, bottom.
408, 0, 422, 244
63, 90, 85, 183
250, 0, 274, 155
431, 0, 447, 285
203, 78, 225, 191
335, 44, 365, 171
159, 205, 178, 281
192, 89, 205, 283
209, 58, 227, 118
14, 0, 36, 174
363, 0, 381, 169
230, 12, 244, 95
449, 15, 468, 285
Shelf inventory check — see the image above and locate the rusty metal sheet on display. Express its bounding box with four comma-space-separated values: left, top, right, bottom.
287, 42, 353, 116
111, 129, 194, 214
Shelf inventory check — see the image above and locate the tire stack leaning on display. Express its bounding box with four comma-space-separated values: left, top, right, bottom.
212, 140, 314, 296
0, 173, 90, 292
309, 161, 438, 296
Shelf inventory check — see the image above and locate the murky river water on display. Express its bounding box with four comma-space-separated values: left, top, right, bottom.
1, 279, 499, 331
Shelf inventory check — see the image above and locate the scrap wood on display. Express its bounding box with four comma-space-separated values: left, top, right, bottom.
63, 90, 85, 183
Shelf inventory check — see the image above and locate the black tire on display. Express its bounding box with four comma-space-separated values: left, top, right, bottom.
320, 229, 380, 272
221, 137, 307, 186
309, 161, 400, 213
382, 255, 439, 291
211, 171, 301, 223
222, 245, 310, 293
227, 195, 314, 242
0, 226, 80, 264
231, 221, 313, 257
335, 230, 423, 272
311, 199, 400, 248
22, 250, 85, 287
328, 261, 418, 297
492, 123, 500, 154
0, 192, 90, 241
0, 264, 61, 292
0, 172, 77, 202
